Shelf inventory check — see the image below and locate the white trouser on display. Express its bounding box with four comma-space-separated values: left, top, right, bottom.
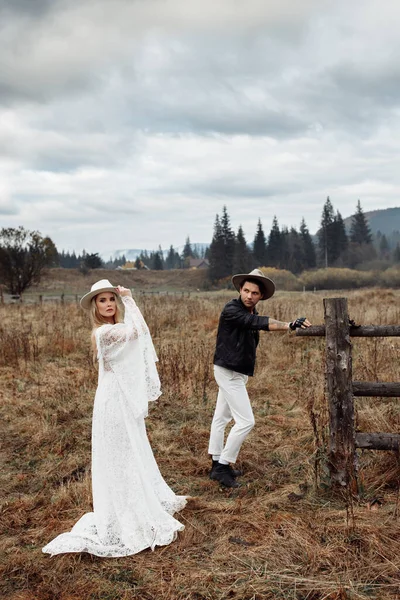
208, 365, 255, 464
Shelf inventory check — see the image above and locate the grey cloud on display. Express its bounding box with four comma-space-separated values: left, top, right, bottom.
135, 99, 308, 138
13, 194, 141, 225
0, 75, 100, 106
26, 138, 131, 173
1, 0, 400, 252
0, 143, 117, 173
0, 0, 322, 107
167, 173, 361, 205
0, 203, 18, 215
329, 64, 400, 109
272, 70, 397, 140
84, 199, 141, 217
168, 178, 296, 199
5, 0, 394, 143
0, 110, 142, 172
0, 0, 55, 17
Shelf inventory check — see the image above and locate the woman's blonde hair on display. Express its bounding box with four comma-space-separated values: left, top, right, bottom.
89, 293, 124, 363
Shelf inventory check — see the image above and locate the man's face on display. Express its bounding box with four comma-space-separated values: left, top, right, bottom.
239, 281, 263, 310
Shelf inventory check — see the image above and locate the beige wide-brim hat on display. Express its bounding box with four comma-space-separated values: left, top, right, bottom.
232, 269, 275, 300
80, 279, 120, 310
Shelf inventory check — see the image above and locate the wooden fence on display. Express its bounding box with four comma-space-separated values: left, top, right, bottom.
297, 297, 400, 488
0, 290, 194, 304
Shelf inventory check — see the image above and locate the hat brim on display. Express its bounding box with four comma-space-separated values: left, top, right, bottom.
231, 274, 275, 300
80, 286, 120, 310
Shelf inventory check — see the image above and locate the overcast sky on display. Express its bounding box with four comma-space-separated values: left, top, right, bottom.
1, 0, 400, 255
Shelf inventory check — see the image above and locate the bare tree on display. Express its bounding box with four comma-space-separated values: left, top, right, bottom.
0, 227, 58, 295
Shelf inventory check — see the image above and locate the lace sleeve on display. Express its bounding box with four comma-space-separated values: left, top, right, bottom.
122, 297, 152, 337
95, 296, 144, 358
95, 296, 161, 419
95, 322, 137, 363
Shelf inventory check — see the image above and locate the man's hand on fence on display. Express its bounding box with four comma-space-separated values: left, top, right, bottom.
289, 317, 311, 330
349, 318, 361, 329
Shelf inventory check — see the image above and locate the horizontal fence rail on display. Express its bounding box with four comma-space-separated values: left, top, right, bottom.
355, 433, 400, 451
297, 325, 400, 337
353, 381, 400, 397
1, 290, 195, 304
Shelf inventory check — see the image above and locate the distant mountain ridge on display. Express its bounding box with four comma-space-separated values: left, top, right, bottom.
343, 206, 400, 236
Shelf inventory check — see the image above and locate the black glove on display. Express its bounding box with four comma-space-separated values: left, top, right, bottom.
289, 317, 307, 330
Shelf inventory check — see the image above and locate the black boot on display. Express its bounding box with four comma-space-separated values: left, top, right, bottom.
211, 460, 243, 479
210, 463, 240, 488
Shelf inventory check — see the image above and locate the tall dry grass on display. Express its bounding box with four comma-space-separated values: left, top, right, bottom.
28, 267, 209, 295
1, 289, 399, 599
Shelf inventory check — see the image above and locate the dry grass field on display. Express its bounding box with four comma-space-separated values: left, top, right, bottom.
1, 288, 400, 599
27, 268, 209, 295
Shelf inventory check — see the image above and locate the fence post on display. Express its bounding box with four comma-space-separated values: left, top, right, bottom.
324, 297, 356, 487
61, 293, 65, 305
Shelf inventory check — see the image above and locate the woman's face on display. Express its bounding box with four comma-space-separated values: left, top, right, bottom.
95, 292, 117, 323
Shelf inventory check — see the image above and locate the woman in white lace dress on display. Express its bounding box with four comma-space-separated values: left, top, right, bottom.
43, 280, 186, 558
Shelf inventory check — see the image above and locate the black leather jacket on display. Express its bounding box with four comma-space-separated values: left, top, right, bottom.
213, 297, 270, 376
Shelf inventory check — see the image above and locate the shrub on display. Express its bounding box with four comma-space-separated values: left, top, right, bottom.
378, 266, 400, 288
300, 268, 376, 290
259, 267, 302, 291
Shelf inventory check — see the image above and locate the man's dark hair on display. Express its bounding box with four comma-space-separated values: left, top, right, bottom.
240, 278, 265, 298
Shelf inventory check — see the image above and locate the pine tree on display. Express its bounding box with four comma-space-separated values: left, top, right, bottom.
138, 250, 151, 268
346, 200, 376, 267
299, 218, 316, 269
83, 253, 103, 269
165, 245, 179, 269
267, 216, 282, 267
286, 227, 304, 273
318, 197, 336, 267
331, 210, 348, 263
393, 243, 400, 263
379, 234, 390, 259
158, 246, 165, 269
350, 200, 373, 244
208, 207, 237, 280
233, 225, 252, 274
152, 249, 164, 270
60, 250, 79, 269
165, 244, 175, 270
71, 251, 79, 268
280, 226, 290, 270
182, 237, 193, 260
252, 219, 267, 267
208, 215, 226, 280
221, 205, 235, 275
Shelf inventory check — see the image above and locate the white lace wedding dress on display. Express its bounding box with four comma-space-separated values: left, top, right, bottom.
42, 296, 186, 558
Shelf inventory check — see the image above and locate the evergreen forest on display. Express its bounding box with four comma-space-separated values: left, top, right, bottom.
2, 200, 400, 286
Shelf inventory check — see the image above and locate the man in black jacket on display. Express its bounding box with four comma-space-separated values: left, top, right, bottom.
208, 269, 311, 488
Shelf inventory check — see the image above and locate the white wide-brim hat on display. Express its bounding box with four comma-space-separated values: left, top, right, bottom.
231, 268, 275, 300
80, 279, 120, 310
